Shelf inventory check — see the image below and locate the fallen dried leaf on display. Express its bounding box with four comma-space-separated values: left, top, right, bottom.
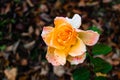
4, 68, 17, 80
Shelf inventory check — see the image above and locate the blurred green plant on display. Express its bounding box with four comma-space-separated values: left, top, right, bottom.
73, 67, 90, 80
92, 43, 112, 55
95, 76, 107, 80
0, 31, 3, 40
90, 57, 112, 73
0, 45, 6, 51
14, 0, 21, 3
0, 19, 15, 27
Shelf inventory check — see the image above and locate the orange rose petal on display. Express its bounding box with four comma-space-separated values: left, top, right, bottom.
78, 30, 100, 46
54, 17, 68, 28
41, 27, 63, 49
41, 26, 69, 49
67, 53, 86, 65
69, 37, 86, 57
51, 31, 65, 49
46, 47, 61, 66
53, 18, 76, 49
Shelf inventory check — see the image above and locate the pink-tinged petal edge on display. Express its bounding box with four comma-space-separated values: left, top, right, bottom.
78, 30, 100, 46
46, 47, 66, 66
46, 47, 61, 66
67, 53, 86, 65
41, 27, 54, 47
69, 37, 86, 57
41, 27, 53, 39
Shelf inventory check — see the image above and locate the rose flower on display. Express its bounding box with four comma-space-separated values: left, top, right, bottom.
41, 14, 99, 66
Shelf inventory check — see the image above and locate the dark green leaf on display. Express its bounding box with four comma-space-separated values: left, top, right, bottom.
88, 26, 102, 34
0, 20, 7, 26
30, 48, 40, 61
92, 43, 112, 55
0, 19, 15, 27
14, 0, 21, 3
91, 57, 112, 73
73, 67, 90, 80
95, 76, 107, 80
10, 19, 16, 23
0, 32, 3, 40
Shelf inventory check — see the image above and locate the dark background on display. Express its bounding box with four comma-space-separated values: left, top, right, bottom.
0, 0, 120, 80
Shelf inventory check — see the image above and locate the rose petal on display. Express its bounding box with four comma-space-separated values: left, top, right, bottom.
69, 37, 86, 57
46, 47, 61, 66
54, 17, 68, 28
67, 53, 86, 65
66, 14, 81, 29
41, 26, 69, 49
46, 47, 66, 66
41, 26, 54, 45
78, 30, 100, 46
54, 49, 66, 65
41, 27, 53, 36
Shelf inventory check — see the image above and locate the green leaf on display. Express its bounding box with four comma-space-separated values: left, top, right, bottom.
92, 43, 112, 55
0, 45, 6, 51
10, 19, 16, 23
73, 67, 90, 80
0, 20, 7, 26
95, 76, 107, 80
88, 26, 102, 34
91, 57, 112, 73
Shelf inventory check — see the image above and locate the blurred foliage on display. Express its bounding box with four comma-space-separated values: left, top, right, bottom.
90, 57, 112, 73
73, 67, 90, 80
95, 76, 107, 80
0, 45, 6, 51
92, 43, 112, 55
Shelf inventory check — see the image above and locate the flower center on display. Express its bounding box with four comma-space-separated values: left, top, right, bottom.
57, 30, 72, 44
